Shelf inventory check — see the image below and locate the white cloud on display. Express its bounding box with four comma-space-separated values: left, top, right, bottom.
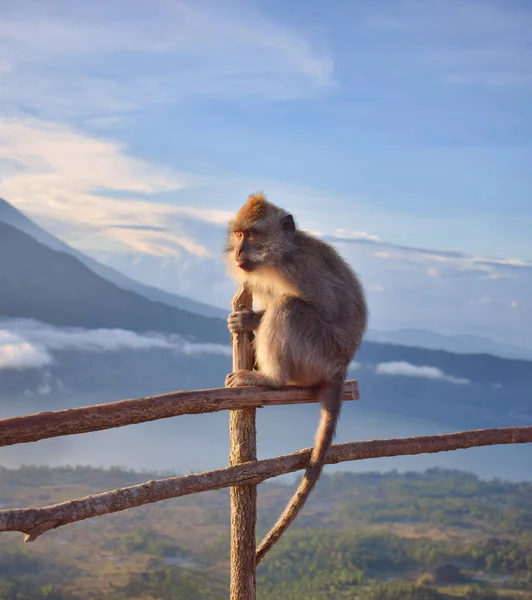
0, 0, 334, 118
0, 319, 231, 370
0, 117, 231, 257
335, 229, 380, 241
0, 118, 182, 193
375, 361, 470, 385
471, 257, 527, 268
0, 331, 52, 370
35, 381, 52, 396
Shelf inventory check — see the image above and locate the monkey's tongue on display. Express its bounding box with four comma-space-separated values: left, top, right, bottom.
235, 260, 246, 267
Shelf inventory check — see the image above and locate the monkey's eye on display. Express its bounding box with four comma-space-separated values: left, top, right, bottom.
248, 232, 256, 241
235, 231, 244, 240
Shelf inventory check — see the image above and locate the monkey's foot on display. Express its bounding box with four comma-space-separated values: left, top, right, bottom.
225, 370, 272, 388
227, 309, 261, 333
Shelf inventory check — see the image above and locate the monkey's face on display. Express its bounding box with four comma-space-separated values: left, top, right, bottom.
223, 194, 297, 279
229, 230, 265, 272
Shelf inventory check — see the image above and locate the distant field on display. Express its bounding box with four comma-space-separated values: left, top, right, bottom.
0, 466, 531, 599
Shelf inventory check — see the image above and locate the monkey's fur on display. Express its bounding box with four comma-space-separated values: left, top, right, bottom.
224, 192, 368, 565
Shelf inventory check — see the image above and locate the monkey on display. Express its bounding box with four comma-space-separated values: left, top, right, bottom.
223, 192, 368, 565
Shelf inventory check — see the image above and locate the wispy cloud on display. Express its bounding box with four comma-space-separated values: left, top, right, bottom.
0, 117, 232, 256
366, 0, 532, 88
335, 229, 380, 241
327, 234, 532, 279
375, 361, 470, 385
326, 234, 531, 348
0, 0, 334, 120
0, 319, 231, 371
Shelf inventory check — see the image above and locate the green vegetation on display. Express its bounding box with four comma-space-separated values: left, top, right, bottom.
122, 528, 184, 558
255, 530, 532, 599
0, 546, 76, 599
0, 466, 530, 599
98, 567, 228, 600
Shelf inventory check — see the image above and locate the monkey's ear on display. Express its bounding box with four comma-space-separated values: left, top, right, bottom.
281, 214, 295, 234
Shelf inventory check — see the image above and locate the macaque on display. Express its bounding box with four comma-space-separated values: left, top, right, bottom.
224, 192, 368, 564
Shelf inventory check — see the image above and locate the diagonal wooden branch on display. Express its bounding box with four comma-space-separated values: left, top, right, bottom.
0, 381, 358, 448
0, 426, 530, 542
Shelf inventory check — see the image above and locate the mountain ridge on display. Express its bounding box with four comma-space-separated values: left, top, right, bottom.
0, 220, 227, 341
0, 198, 227, 319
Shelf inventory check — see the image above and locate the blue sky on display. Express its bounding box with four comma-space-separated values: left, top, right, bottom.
0, 0, 531, 346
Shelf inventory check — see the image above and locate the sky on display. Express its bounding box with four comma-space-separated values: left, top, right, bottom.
0, 0, 531, 347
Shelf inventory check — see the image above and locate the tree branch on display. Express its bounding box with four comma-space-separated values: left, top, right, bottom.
0, 426, 530, 542
0, 381, 359, 448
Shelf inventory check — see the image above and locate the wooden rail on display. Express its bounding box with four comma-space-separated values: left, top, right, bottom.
0, 426, 530, 542
0, 381, 358, 448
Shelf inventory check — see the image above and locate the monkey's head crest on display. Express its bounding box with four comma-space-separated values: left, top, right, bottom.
241, 192, 269, 220
232, 192, 294, 232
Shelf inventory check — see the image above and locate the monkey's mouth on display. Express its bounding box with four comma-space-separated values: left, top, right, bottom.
235, 260, 256, 272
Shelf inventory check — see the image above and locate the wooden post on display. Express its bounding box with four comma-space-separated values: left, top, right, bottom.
229, 285, 257, 600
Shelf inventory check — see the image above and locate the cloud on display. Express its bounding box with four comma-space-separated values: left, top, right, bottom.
375, 361, 470, 385
326, 234, 532, 279
472, 257, 530, 269
35, 381, 52, 396
366, 0, 532, 88
0, 0, 334, 119
0, 117, 233, 257
0, 319, 231, 370
0, 331, 52, 370
328, 234, 531, 347
335, 229, 380, 241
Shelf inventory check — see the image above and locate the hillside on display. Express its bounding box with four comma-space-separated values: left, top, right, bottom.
0, 466, 530, 599
0, 198, 226, 319
0, 221, 227, 342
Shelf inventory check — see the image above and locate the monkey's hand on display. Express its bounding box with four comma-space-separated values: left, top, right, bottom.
225, 369, 271, 388
227, 309, 263, 333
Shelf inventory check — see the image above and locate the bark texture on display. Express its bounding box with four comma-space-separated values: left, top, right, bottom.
0, 382, 358, 448
229, 286, 257, 600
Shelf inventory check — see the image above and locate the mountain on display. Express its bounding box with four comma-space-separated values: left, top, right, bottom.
0, 198, 226, 319
0, 221, 227, 341
366, 328, 532, 361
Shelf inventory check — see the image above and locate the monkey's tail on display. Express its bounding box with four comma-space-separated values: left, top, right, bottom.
255, 376, 344, 565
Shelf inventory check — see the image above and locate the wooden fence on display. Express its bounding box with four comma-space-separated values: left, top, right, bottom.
0, 286, 531, 600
